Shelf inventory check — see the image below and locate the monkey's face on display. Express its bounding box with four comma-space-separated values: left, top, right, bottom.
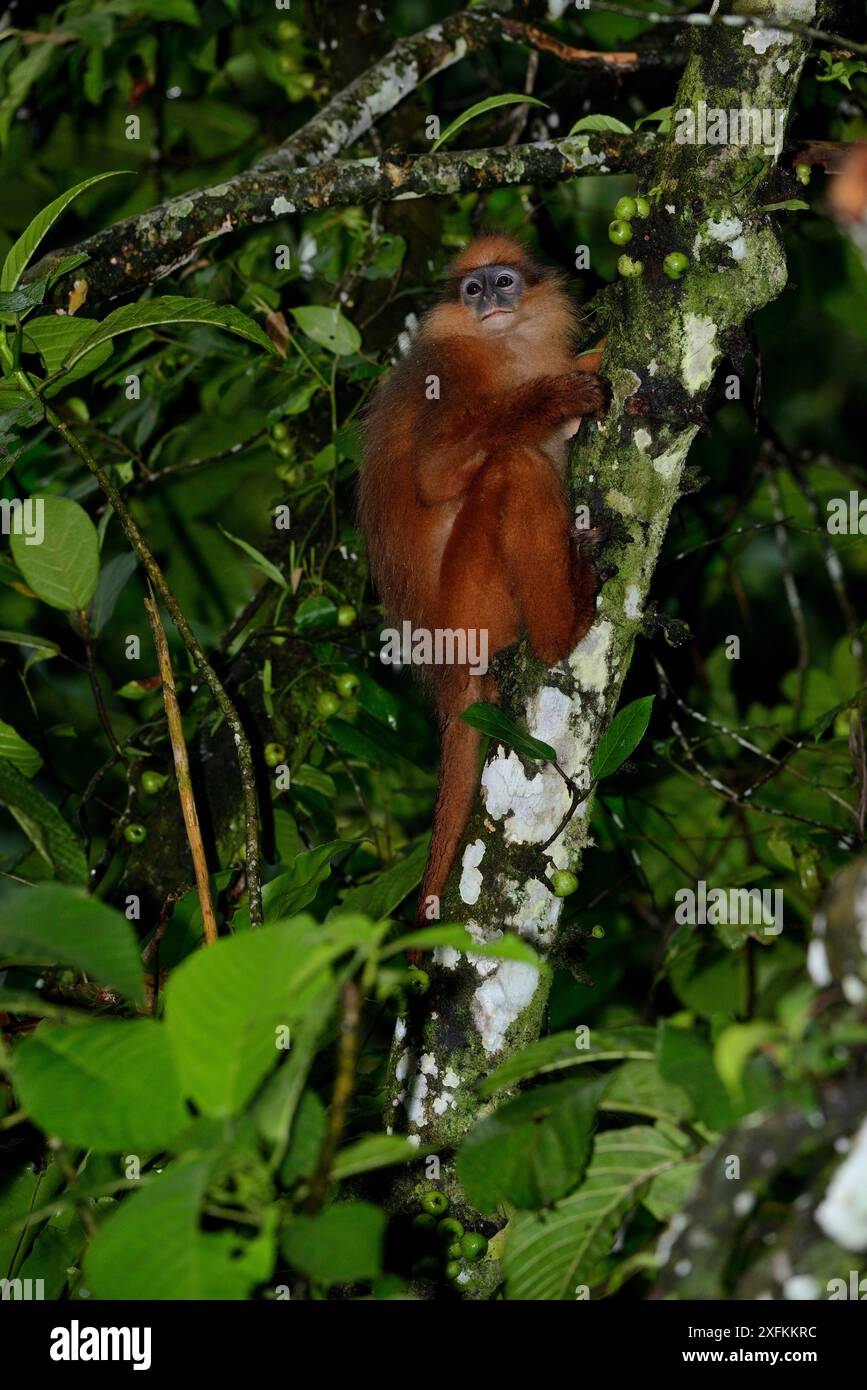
459, 264, 525, 330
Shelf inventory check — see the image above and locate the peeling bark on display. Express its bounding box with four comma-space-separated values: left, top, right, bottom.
385, 0, 830, 1157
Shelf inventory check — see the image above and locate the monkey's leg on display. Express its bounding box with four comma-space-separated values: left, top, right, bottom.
497, 447, 598, 667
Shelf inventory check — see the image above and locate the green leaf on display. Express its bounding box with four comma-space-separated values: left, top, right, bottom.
504, 1127, 680, 1299
592, 694, 654, 780
461, 702, 556, 762
430, 93, 548, 153
164, 912, 368, 1116
480, 1025, 656, 1097
290, 305, 361, 356
0, 720, 42, 778
17, 1205, 86, 1300
0, 630, 60, 669
0, 883, 145, 1001
23, 314, 114, 393
295, 594, 338, 630
233, 840, 354, 931
218, 525, 287, 589
10, 496, 99, 611
759, 199, 810, 212
61, 297, 277, 369
330, 1134, 429, 1181
328, 840, 427, 922
89, 552, 138, 636
1, 172, 127, 294
86, 1159, 275, 1300
13, 1019, 187, 1152
383, 923, 539, 965
457, 1078, 608, 1212
0, 763, 89, 886
278, 1089, 327, 1186
658, 1021, 732, 1131
602, 1057, 694, 1123
635, 105, 673, 131
713, 1021, 780, 1102
282, 1201, 385, 1284
569, 114, 633, 135
0, 280, 47, 316
254, 985, 337, 1158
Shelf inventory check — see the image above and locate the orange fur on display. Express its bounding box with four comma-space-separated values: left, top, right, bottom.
359, 235, 607, 932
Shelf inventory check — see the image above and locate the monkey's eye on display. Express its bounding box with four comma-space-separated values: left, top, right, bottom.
464, 281, 482, 297
496, 273, 515, 290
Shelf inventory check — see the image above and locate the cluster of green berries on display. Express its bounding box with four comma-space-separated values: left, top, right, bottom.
314, 665, 360, 721
411, 1191, 489, 1284
608, 192, 690, 281
125, 766, 173, 843
796, 162, 811, 187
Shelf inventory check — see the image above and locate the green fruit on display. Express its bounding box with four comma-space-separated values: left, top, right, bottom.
444, 1260, 462, 1282
634, 196, 651, 218
335, 672, 360, 699
460, 1233, 488, 1261
336, 604, 357, 628
124, 822, 147, 845
591, 924, 606, 939
551, 869, 578, 897
276, 440, 294, 459
277, 54, 296, 75
795, 162, 811, 186
264, 742, 286, 768
420, 1190, 448, 1216
277, 19, 300, 41
437, 1217, 464, 1242
608, 219, 633, 246
316, 690, 341, 719
141, 770, 167, 795
614, 196, 637, 221
617, 255, 644, 278
276, 464, 300, 487
663, 251, 689, 279
271, 421, 288, 441
407, 966, 430, 996
412, 1213, 437, 1234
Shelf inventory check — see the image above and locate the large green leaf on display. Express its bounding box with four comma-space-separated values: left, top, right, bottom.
0, 720, 42, 778
456, 1078, 608, 1213
86, 1159, 275, 1300
0, 171, 125, 293
0, 883, 144, 1001
505, 1127, 683, 1299
10, 496, 99, 611
328, 840, 427, 922
330, 1134, 429, 1181
592, 695, 655, 781
658, 1020, 733, 1131
232, 839, 354, 931
164, 913, 371, 1116
0, 763, 89, 886
430, 93, 548, 153
282, 1201, 385, 1285
23, 314, 113, 393
290, 305, 360, 356
61, 296, 276, 369
602, 1058, 694, 1124
461, 702, 556, 762
480, 1025, 656, 1098
13, 1019, 187, 1152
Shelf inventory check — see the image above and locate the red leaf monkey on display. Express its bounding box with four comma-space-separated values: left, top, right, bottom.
359, 234, 608, 932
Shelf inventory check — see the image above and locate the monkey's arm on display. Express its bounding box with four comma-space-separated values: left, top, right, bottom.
415, 371, 607, 505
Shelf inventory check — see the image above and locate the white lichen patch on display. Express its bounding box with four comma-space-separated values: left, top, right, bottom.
271, 196, 296, 216
367, 60, 419, 120
433, 945, 461, 971
460, 838, 486, 905
842, 974, 867, 1005
634, 428, 652, 451
806, 938, 832, 987
624, 585, 642, 620
784, 1274, 820, 1300
471, 958, 540, 1056
681, 313, 718, 393
405, 1069, 429, 1127
420, 1053, 438, 1076
570, 620, 613, 694
707, 214, 746, 262
481, 751, 555, 843
815, 1118, 867, 1251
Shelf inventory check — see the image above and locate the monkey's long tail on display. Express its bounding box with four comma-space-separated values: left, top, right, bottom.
416, 674, 484, 931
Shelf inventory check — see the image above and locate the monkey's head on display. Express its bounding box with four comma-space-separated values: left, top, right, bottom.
430, 234, 574, 343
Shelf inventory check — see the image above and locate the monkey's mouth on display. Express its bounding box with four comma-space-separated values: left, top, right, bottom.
480, 308, 513, 321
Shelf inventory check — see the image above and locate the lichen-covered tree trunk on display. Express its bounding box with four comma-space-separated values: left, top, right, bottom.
386, 0, 827, 1156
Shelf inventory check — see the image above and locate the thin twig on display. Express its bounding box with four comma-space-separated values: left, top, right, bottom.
304, 981, 362, 1216
584, 3, 867, 57
144, 588, 219, 946
75, 608, 125, 762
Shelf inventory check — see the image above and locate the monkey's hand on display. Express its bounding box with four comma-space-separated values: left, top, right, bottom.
565, 371, 610, 419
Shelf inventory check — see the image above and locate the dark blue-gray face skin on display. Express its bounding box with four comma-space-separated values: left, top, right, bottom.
460, 264, 525, 321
